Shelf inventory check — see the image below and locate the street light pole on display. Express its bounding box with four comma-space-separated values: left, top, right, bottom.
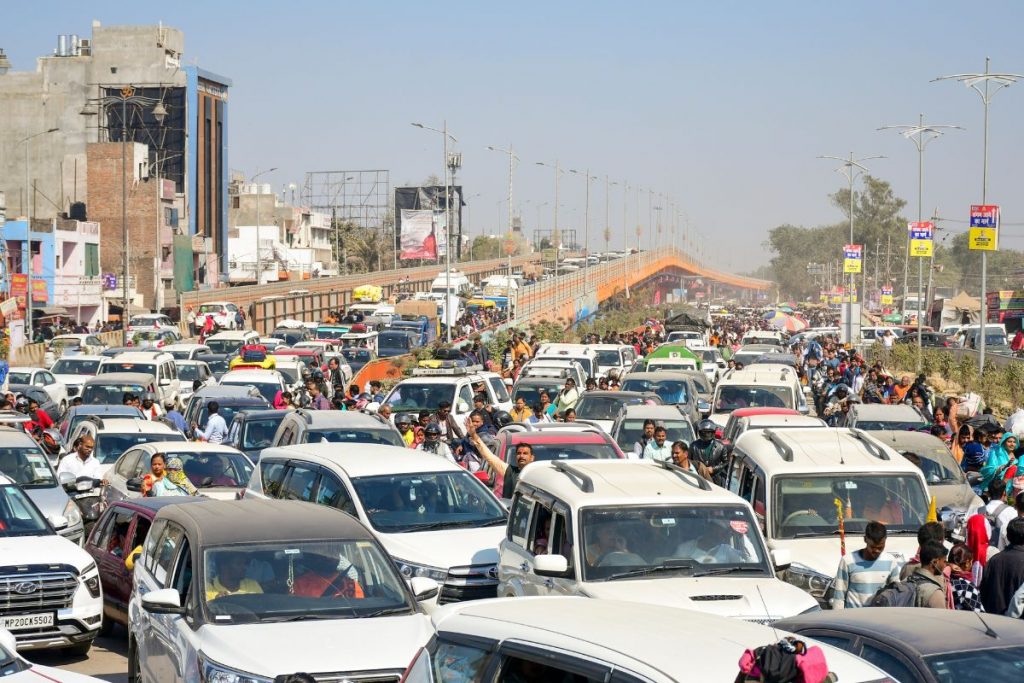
878, 116, 962, 367
934, 58, 1023, 372
569, 169, 597, 301
818, 153, 885, 346
250, 167, 277, 287
18, 127, 58, 343
536, 160, 565, 305
486, 144, 519, 317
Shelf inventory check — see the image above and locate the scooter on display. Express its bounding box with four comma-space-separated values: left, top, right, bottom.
64, 476, 104, 538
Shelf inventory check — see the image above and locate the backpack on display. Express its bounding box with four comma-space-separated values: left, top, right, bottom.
868, 575, 925, 608
983, 503, 1011, 547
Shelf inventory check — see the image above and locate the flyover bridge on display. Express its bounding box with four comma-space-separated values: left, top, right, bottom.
187, 248, 772, 335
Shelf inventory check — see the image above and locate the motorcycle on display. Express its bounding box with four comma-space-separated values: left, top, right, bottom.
63, 476, 104, 538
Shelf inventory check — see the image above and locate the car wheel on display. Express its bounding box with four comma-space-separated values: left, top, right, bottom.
66, 638, 93, 657
98, 615, 114, 637
127, 634, 140, 683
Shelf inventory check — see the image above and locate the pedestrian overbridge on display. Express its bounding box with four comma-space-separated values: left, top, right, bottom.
183, 249, 772, 334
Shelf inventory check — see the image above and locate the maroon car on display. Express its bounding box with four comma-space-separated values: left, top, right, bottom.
83, 496, 205, 635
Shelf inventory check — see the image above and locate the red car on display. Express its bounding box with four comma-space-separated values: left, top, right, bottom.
488, 425, 625, 497
83, 497, 205, 636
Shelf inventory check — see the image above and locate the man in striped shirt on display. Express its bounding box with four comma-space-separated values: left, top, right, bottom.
831, 521, 903, 609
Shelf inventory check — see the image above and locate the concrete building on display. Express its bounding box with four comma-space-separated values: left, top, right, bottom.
0, 22, 231, 300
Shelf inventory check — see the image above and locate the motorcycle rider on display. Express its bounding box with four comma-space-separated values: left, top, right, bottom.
417, 423, 456, 464
690, 420, 729, 486
56, 434, 106, 482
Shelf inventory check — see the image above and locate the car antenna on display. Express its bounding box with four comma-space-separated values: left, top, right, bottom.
974, 609, 999, 640
756, 585, 781, 643
834, 430, 844, 465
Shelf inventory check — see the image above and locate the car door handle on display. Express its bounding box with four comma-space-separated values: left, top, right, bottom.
543, 578, 554, 588
519, 562, 529, 572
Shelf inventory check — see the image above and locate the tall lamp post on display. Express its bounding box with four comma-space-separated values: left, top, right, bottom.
486, 144, 519, 315
934, 58, 1023, 372
569, 169, 597, 300
412, 122, 457, 343
250, 167, 277, 286
603, 175, 618, 255
878, 116, 962, 367
18, 127, 59, 343
818, 152, 885, 346
536, 160, 565, 303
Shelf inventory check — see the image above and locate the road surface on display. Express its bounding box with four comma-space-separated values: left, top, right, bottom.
30, 632, 128, 683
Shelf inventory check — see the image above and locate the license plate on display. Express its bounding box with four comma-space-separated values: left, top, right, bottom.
0, 613, 54, 630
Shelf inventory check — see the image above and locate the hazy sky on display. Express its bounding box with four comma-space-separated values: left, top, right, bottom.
8, 1, 1024, 273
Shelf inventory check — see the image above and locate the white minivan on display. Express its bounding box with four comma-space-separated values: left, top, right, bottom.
710, 365, 808, 426
534, 343, 599, 380
98, 352, 180, 407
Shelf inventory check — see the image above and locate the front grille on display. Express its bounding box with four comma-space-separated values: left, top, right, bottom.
66, 386, 80, 397
313, 670, 403, 682
0, 570, 78, 613
439, 564, 497, 604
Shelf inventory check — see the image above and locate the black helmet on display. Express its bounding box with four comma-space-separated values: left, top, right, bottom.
15, 396, 30, 413
424, 423, 442, 438
697, 419, 717, 435
142, 392, 157, 404
492, 410, 514, 429
310, 368, 324, 381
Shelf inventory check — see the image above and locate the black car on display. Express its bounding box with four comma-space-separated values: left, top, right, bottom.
8, 384, 61, 422
58, 404, 146, 439
182, 386, 270, 439
225, 409, 288, 463
775, 607, 1024, 682
271, 326, 311, 345
194, 352, 232, 380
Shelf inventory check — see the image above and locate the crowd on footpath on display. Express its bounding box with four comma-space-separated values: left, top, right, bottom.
26, 318, 123, 343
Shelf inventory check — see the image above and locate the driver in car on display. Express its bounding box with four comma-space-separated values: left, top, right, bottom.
586, 524, 631, 566
675, 522, 747, 563
207, 552, 263, 600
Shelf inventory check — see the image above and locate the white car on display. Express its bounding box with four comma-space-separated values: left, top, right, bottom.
0, 476, 103, 655
710, 365, 808, 427
127, 313, 178, 335
499, 460, 818, 621
194, 301, 241, 330
128, 499, 434, 683
405, 598, 892, 682
66, 417, 187, 477
247, 444, 508, 607
218, 369, 287, 406
383, 366, 511, 426
690, 345, 728, 384
161, 343, 211, 361
5, 367, 68, 414
104, 441, 254, 504
98, 352, 181, 408
49, 354, 105, 402
0, 627, 104, 681
43, 334, 108, 367
174, 360, 217, 400
204, 330, 260, 356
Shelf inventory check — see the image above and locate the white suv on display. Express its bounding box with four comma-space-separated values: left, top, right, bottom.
727, 427, 932, 606
498, 459, 818, 622
98, 352, 181, 408
382, 365, 511, 426
710, 365, 809, 427
0, 476, 103, 655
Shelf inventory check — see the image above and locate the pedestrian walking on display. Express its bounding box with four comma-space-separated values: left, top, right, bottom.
831, 522, 902, 609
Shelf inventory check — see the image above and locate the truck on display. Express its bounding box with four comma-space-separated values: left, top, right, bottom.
385, 300, 438, 353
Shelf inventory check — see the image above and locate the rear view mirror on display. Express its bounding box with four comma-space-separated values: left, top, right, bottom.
58, 471, 76, 490
771, 548, 792, 571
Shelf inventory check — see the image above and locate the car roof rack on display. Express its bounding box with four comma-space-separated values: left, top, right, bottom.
761, 429, 794, 462
550, 461, 594, 493
651, 459, 713, 491
848, 428, 890, 460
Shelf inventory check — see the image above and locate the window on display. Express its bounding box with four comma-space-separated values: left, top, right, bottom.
458, 385, 474, 412
497, 650, 608, 682
154, 523, 185, 587
171, 540, 193, 600
508, 494, 533, 544
84, 243, 100, 277
528, 505, 552, 555
316, 472, 356, 515
428, 640, 493, 682
116, 450, 143, 479
260, 460, 288, 498
859, 643, 918, 683
727, 459, 744, 495
280, 463, 320, 502
142, 520, 167, 573
550, 510, 574, 569
129, 517, 151, 557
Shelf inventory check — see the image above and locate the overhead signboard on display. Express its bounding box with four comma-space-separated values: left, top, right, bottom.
843, 244, 862, 274
908, 221, 934, 258
969, 204, 999, 251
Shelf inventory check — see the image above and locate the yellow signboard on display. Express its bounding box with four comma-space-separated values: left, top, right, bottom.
881, 294, 893, 305
909, 239, 933, 257
844, 258, 862, 274
969, 227, 998, 251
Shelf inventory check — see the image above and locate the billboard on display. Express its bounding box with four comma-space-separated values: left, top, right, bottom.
969, 204, 999, 251
908, 221, 934, 258
399, 210, 437, 260
843, 244, 862, 274
394, 186, 463, 259
880, 285, 894, 306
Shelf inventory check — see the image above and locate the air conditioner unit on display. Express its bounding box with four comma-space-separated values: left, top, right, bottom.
138, 161, 149, 180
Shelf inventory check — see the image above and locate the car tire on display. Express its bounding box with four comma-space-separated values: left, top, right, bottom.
66, 638, 93, 657
127, 634, 140, 683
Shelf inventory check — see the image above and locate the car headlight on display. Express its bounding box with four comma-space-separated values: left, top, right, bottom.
783, 563, 833, 599
393, 559, 448, 582
81, 562, 101, 598
199, 653, 273, 683
63, 499, 82, 527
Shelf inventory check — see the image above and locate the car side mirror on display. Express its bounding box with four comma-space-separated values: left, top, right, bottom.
409, 576, 439, 602
534, 554, 570, 578
771, 548, 792, 571
141, 587, 186, 615
58, 471, 76, 491
698, 400, 711, 414
47, 514, 69, 530
126, 477, 143, 493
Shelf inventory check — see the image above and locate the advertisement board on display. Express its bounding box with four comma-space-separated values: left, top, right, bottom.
969, 204, 999, 251
908, 221, 934, 257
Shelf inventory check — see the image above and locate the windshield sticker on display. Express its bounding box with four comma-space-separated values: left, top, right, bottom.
729, 520, 749, 534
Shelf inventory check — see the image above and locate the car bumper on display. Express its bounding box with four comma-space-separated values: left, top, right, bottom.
9, 603, 102, 651
56, 522, 86, 546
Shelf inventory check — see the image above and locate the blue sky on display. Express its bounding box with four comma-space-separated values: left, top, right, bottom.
7, 1, 1024, 272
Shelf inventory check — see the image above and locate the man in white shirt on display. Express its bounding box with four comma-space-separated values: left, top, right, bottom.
1005, 407, 1024, 441
641, 426, 672, 463
553, 378, 580, 415
193, 400, 229, 444
56, 435, 105, 481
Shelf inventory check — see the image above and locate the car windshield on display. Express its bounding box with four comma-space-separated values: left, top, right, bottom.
176, 364, 205, 381
0, 447, 56, 488
700, 351, 718, 364
715, 385, 792, 412
167, 349, 195, 360
575, 395, 650, 421
901, 450, 966, 485
222, 380, 279, 404
351, 471, 506, 533
732, 353, 764, 367
645, 362, 698, 373
99, 362, 158, 376
275, 366, 299, 384
379, 332, 412, 349
620, 379, 689, 405
615, 419, 695, 451
94, 432, 186, 464
854, 419, 929, 431
773, 474, 929, 539
505, 441, 619, 463
52, 358, 102, 374
274, 330, 307, 345
581, 505, 769, 581
341, 348, 372, 363
201, 358, 230, 376
0, 485, 51, 537
198, 305, 223, 314
241, 418, 284, 450
81, 383, 148, 405
385, 384, 454, 412
316, 328, 348, 340
306, 428, 405, 448
163, 450, 253, 488
594, 350, 622, 368
198, 402, 267, 428
202, 540, 414, 623
511, 382, 563, 408
925, 646, 1024, 681
206, 339, 243, 355
6, 372, 32, 385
